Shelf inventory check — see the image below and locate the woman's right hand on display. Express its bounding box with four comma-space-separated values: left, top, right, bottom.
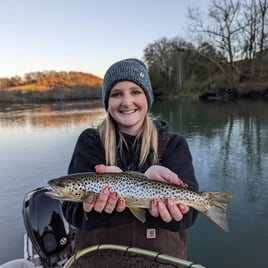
83, 164, 126, 214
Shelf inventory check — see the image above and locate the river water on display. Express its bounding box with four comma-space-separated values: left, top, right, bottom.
0, 99, 267, 267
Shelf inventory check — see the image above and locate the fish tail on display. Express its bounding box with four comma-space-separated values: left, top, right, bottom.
200, 192, 233, 232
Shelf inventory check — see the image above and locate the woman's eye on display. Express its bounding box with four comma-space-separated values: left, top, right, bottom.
132, 90, 142, 95
110, 92, 121, 97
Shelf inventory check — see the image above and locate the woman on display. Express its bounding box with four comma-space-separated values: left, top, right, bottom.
62, 58, 199, 266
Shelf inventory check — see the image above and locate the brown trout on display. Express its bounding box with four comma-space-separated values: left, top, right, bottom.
46, 171, 233, 231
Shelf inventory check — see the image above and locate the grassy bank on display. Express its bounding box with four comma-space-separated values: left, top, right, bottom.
0, 86, 102, 103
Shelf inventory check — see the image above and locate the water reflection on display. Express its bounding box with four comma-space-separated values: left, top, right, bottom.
0, 100, 106, 128
0, 99, 267, 267
153, 99, 268, 267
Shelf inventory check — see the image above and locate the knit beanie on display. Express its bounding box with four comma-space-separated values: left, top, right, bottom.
102, 58, 154, 111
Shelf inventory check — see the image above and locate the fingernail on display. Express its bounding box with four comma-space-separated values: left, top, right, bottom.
119, 198, 125, 206
103, 186, 109, 195
158, 201, 164, 209
168, 198, 174, 207
179, 204, 185, 210
86, 193, 95, 204
111, 191, 118, 200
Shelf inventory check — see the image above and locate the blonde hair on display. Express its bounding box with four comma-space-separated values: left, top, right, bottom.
98, 113, 158, 168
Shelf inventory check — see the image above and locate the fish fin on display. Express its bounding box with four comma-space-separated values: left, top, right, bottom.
83, 211, 88, 221
181, 183, 188, 188
199, 192, 233, 232
124, 171, 143, 175
124, 171, 148, 179
129, 207, 146, 223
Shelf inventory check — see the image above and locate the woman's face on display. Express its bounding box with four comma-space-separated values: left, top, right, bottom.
108, 81, 148, 135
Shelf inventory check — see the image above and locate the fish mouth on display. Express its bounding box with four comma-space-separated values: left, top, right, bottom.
45, 186, 67, 200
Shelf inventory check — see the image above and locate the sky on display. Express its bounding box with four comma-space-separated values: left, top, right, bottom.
0, 0, 210, 79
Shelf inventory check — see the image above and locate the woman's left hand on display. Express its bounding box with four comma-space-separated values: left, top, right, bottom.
145, 165, 190, 222
144, 165, 184, 185
149, 198, 189, 222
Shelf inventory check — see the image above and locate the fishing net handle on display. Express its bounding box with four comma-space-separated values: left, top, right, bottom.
63, 243, 206, 268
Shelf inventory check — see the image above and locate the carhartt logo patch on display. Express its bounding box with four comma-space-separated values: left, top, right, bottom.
146, 228, 156, 239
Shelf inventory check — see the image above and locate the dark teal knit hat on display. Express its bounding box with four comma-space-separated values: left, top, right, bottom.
102, 58, 154, 111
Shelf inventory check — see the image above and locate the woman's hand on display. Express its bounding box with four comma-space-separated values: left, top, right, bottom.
144, 165, 184, 185
83, 164, 126, 214
95, 164, 123, 174
149, 198, 189, 223
145, 165, 190, 222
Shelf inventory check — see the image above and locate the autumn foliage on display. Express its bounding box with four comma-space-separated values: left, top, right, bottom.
0, 71, 103, 103
0, 70, 102, 90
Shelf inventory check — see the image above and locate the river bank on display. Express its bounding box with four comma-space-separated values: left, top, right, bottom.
1, 89, 267, 104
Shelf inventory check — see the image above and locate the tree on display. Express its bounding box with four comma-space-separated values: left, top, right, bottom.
241, 0, 268, 77
10, 75, 22, 87
0, 78, 12, 89
144, 37, 197, 94
188, 0, 245, 81
256, 0, 268, 76
144, 37, 177, 95
197, 42, 227, 76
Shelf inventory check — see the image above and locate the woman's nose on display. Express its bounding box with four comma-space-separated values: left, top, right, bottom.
121, 94, 132, 106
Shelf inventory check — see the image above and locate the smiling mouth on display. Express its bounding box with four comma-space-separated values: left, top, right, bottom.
120, 109, 137, 114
